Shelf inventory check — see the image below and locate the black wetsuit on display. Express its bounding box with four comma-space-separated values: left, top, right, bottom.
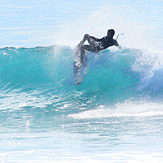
82, 35, 119, 53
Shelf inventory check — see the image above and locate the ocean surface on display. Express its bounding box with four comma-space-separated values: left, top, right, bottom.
0, 0, 163, 162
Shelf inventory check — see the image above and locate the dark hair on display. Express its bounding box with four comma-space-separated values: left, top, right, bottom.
107, 29, 115, 37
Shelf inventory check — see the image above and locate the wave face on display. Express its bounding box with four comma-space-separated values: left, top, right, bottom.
0, 45, 163, 162
0, 46, 162, 111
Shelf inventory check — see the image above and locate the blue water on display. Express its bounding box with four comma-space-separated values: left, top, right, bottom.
0, 0, 163, 162
0, 45, 163, 162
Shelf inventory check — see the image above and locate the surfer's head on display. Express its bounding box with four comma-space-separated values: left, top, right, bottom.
107, 29, 115, 38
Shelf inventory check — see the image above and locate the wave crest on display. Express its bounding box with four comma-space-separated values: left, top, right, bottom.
0, 46, 162, 105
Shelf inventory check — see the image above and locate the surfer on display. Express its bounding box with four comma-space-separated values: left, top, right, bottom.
79, 29, 121, 57
74, 29, 121, 85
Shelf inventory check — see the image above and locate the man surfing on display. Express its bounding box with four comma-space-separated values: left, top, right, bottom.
73, 29, 121, 85
78, 29, 121, 60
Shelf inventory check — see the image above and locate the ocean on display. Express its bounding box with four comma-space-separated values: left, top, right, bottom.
0, 0, 163, 162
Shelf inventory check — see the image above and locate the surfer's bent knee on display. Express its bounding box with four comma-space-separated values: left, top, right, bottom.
83, 34, 89, 41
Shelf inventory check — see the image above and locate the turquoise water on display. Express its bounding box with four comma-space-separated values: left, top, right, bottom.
0, 46, 163, 162
0, 0, 163, 162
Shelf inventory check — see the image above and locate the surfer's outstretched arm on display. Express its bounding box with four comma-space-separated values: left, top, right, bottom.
114, 39, 121, 49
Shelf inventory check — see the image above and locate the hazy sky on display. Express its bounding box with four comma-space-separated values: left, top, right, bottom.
0, 0, 163, 47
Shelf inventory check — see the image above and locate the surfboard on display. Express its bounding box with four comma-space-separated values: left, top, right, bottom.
73, 43, 87, 86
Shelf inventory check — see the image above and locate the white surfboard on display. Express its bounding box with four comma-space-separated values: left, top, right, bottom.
73, 43, 87, 86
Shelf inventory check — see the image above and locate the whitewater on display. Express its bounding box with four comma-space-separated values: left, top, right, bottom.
0, 1, 163, 162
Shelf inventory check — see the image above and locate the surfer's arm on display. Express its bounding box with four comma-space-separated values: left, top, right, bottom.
114, 39, 121, 49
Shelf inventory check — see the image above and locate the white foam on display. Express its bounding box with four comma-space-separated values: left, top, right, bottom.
51, 3, 163, 76
51, 3, 162, 54
69, 100, 163, 119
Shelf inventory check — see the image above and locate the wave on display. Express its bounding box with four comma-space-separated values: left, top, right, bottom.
0, 46, 162, 109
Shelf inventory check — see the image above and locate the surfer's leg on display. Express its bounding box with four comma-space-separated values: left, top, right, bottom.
83, 34, 97, 46
80, 34, 90, 45
83, 45, 96, 53
87, 37, 96, 46
83, 45, 91, 51
80, 34, 96, 48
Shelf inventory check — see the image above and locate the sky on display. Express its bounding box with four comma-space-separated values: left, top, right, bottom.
0, 0, 163, 48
